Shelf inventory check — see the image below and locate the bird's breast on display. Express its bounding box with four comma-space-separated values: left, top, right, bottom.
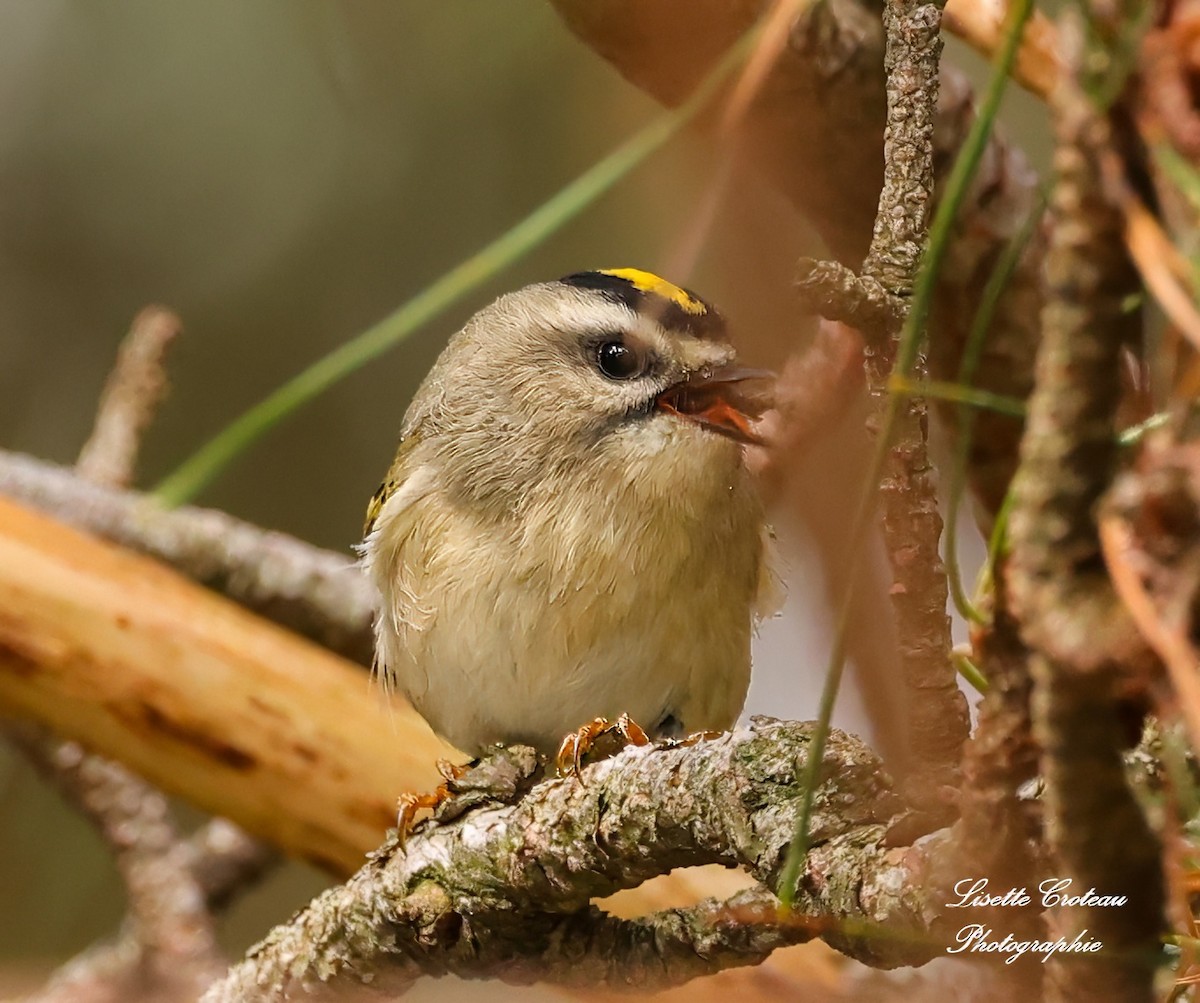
377, 428, 764, 753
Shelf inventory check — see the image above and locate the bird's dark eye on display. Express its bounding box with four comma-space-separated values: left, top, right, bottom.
596, 340, 643, 380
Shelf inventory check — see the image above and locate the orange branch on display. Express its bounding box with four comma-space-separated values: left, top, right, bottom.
0, 496, 449, 875
1100, 513, 1200, 752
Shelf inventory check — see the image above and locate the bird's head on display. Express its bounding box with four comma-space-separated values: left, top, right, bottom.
403, 268, 773, 507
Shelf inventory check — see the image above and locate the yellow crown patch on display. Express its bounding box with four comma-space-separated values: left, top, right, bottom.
597, 268, 708, 316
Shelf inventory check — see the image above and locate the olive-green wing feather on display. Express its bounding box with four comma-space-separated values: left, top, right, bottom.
363, 434, 420, 538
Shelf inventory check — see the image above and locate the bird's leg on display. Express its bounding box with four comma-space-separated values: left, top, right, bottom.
395, 783, 454, 848
555, 712, 651, 778
396, 746, 542, 848
436, 758, 471, 782
394, 758, 477, 846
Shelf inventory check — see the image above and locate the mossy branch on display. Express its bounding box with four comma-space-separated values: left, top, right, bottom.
202, 720, 946, 1001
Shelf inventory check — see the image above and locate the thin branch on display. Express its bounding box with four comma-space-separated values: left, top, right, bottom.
13, 816, 279, 1003
0, 494, 449, 876
793, 259, 904, 342
75, 307, 181, 488
10, 310, 276, 1003
10, 726, 225, 1003
778, 0, 967, 899
551, 0, 1044, 518
859, 0, 966, 822
1006, 58, 1140, 663
0, 448, 376, 666
1006, 19, 1163, 1000
183, 819, 280, 914
202, 720, 947, 1001
860, 0, 941, 294
79, 312, 278, 903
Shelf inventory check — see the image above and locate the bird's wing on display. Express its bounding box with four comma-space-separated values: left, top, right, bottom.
362, 434, 422, 538
360, 453, 446, 691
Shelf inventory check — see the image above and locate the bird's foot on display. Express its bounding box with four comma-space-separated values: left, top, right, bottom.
555, 712, 650, 778
436, 758, 470, 782
395, 746, 543, 849
395, 784, 454, 848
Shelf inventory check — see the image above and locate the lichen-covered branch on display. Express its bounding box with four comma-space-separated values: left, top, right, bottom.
859, 0, 967, 821
793, 259, 904, 344
1006, 103, 1138, 667
203, 720, 948, 1001
861, 0, 941, 296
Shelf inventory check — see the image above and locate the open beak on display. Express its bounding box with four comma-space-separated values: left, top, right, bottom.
655, 366, 774, 445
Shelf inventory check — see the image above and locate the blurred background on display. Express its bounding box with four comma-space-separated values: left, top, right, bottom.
0, 1, 1049, 995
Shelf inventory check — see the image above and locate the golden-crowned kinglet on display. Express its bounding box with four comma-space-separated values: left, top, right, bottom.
360, 268, 776, 756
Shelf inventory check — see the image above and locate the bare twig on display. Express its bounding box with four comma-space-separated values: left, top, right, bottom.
10, 725, 225, 1003
75, 307, 181, 488
84, 309, 280, 922
9, 310, 269, 1003
11, 812, 280, 1003
183, 819, 280, 913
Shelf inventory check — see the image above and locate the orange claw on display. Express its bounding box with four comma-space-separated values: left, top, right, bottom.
395, 780, 453, 848
436, 758, 470, 782
555, 713, 651, 778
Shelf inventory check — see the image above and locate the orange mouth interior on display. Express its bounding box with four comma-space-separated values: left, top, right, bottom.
656, 384, 762, 445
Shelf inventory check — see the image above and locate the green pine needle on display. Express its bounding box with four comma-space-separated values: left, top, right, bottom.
775, 0, 1035, 912
154, 26, 763, 507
